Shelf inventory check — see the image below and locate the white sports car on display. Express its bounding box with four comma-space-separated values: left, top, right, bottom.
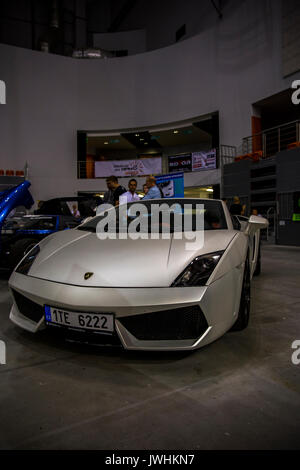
8, 199, 268, 351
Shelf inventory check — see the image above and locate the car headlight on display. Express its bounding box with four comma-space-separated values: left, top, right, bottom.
171, 251, 224, 287
15, 245, 40, 275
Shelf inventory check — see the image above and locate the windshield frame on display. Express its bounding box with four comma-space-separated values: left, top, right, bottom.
77, 198, 227, 234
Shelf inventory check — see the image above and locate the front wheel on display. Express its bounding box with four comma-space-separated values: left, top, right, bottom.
231, 257, 251, 331
253, 243, 261, 276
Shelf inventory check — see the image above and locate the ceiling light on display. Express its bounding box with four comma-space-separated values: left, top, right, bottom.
173, 130, 179, 134
140, 138, 144, 141
135, 134, 139, 137
206, 188, 214, 192
104, 141, 109, 145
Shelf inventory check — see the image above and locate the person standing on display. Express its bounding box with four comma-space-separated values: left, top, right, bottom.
229, 196, 245, 216
71, 204, 80, 218
142, 176, 162, 200
252, 208, 262, 217
105, 176, 126, 206
119, 179, 140, 204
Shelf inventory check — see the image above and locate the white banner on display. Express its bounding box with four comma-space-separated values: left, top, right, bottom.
95, 158, 162, 177
192, 149, 217, 171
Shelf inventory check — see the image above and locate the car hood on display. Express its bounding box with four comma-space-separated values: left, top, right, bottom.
0, 181, 34, 235
27, 228, 236, 287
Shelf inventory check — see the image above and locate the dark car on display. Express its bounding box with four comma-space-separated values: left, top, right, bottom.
0, 214, 82, 270
0, 190, 102, 270
35, 196, 101, 218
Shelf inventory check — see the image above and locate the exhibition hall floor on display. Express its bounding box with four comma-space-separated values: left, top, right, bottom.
0, 244, 300, 450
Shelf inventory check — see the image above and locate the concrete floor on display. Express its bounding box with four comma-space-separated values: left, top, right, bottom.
0, 244, 300, 450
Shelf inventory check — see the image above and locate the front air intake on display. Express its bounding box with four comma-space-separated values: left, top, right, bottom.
119, 305, 208, 341
12, 289, 44, 323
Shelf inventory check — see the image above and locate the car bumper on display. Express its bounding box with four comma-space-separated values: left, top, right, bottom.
8, 270, 241, 351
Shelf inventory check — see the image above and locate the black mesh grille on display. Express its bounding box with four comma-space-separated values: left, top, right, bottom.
119, 305, 208, 341
12, 289, 44, 323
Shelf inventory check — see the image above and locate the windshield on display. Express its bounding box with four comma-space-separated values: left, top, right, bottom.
1, 215, 57, 233
77, 199, 227, 234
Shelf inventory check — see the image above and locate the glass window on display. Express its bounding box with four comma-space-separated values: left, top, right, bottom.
78, 199, 227, 234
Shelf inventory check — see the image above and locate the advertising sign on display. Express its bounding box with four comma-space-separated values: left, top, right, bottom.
156, 172, 184, 198
168, 154, 192, 173
95, 157, 162, 177
192, 149, 217, 171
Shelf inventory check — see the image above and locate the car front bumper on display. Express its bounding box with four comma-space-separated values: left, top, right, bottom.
8, 269, 241, 351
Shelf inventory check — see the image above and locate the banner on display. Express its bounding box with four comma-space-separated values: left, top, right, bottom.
192, 149, 217, 171
95, 158, 162, 177
168, 153, 192, 173
156, 172, 184, 198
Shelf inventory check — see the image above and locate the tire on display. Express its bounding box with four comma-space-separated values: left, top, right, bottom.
10, 238, 38, 269
231, 256, 251, 331
253, 243, 261, 276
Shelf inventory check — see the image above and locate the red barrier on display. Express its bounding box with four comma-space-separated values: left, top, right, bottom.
288, 141, 300, 149
234, 151, 262, 162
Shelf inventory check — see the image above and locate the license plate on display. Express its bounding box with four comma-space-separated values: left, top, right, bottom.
45, 306, 114, 333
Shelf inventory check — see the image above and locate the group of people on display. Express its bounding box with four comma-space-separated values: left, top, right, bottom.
103, 175, 162, 206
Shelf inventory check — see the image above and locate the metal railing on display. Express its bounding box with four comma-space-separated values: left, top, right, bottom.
242, 119, 300, 159
219, 144, 237, 166
266, 206, 277, 242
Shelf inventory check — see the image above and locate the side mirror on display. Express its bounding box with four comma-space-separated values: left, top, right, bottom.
248, 215, 269, 230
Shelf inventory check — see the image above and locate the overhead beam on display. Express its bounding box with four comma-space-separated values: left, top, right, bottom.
210, 0, 223, 19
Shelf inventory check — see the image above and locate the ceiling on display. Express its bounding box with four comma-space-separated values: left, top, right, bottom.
86, 122, 213, 153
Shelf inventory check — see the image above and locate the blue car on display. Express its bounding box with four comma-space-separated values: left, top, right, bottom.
0, 182, 100, 270
0, 181, 34, 233
1, 213, 81, 269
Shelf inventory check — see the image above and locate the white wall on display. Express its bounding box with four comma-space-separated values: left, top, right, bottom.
0, 46, 78, 199
77, 0, 295, 144
1, 0, 299, 202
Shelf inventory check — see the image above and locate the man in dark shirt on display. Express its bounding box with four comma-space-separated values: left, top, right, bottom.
106, 176, 126, 206
229, 196, 245, 216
